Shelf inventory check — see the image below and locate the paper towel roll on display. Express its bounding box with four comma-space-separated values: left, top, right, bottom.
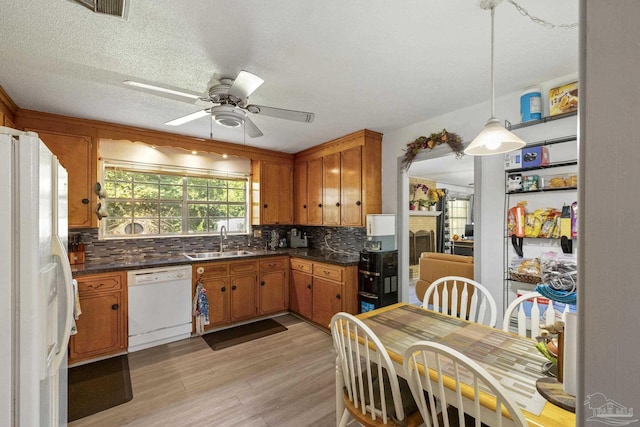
563, 312, 578, 396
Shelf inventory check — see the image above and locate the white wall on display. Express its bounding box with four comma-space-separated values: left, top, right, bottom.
579, 0, 640, 423
382, 72, 578, 315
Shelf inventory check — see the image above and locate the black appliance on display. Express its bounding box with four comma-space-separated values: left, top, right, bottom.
358, 250, 398, 313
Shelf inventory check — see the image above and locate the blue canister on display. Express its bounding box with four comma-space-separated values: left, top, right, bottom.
520, 87, 542, 122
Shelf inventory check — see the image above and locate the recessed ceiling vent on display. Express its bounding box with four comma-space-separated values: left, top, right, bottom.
72, 0, 128, 18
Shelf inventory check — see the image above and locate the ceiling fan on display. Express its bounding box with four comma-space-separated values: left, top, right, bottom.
123, 71, 315, 138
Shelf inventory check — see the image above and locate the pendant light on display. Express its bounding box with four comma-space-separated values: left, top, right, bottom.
464, 0, 525, 156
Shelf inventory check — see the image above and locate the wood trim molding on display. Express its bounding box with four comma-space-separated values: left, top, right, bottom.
0, 86, 18, 114
15, 109, 294, 164
293, 129, 382, 162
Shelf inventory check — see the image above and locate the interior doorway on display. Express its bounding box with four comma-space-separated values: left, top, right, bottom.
402, 153, 474, 302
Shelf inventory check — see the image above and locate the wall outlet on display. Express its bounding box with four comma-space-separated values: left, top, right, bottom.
253, 230, 262, 238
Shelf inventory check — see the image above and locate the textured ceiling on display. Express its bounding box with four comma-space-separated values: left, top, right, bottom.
0, 0, 578, 161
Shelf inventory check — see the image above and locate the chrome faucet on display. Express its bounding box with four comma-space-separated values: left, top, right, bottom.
220, 225, 227, 253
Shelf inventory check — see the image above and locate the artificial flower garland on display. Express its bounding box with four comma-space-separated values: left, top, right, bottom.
401, 129, 465, 171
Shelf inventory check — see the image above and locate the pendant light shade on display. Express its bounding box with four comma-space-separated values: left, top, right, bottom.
465, 117, 525, 155
464, 1, 525, 156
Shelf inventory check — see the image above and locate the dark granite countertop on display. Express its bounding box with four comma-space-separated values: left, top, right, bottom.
71, 248, 361, 276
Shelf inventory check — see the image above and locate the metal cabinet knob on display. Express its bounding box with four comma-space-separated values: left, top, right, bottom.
111, 304, 119, 310
232, 285, 237, 290
335, 294, 341, 300
221, 287, 226, 292
307, 284, 312, 289
260, 281, 266, 286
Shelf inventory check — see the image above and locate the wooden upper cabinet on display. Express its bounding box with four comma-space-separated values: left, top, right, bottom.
252, 160, 293, 225
307, 157, 324, 225
340, 146, 363, 226
37, 131, 96, 228
294, 162, 308, 225
322, 151, 341, 226
294, 129, 381, 227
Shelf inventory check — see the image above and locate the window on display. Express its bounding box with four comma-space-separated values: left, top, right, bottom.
103, 168, 249, 238
447, 198, 470, 239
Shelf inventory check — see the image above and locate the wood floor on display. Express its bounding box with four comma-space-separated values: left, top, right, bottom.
70, 315, 337, 427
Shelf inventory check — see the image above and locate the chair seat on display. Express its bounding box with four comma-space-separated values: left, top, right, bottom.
344, 366, 423, 426
343, 392, 423, 427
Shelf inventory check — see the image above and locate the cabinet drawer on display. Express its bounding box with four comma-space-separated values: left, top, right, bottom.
76, 275, 122, 293
198, 263, 228, 277
260, 257, 287, 271
313, 263, 343, 282
290, 258, 313, 273
229, 260, 258, 275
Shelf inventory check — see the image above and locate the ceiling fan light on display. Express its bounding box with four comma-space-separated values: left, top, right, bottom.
213, 112, 244, 128
464, 117, 525, 156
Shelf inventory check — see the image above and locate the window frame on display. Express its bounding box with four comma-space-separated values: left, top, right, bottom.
100, 161, 250, 239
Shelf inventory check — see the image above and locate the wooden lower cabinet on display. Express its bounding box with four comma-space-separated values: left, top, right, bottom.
290, 257, 357, 328
69, 271, 127, 364
311, 277, 343, 328
259, 257, 289, 315
193, 257, 289, 331
290, 269, 313, 319
230, 273, 258, 322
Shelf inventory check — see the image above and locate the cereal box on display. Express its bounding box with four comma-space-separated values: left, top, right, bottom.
549, 81, 578, 116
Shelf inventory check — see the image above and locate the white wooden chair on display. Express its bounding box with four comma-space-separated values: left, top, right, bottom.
403, 341, 528, 427
502, 291, 556, 338
422, 276, 498, 327
330, 312, 423, 427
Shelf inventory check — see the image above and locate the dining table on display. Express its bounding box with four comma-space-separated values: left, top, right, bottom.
340, 302, 576, 427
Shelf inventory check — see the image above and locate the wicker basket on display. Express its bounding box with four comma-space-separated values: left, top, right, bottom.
509, 271, 542, 284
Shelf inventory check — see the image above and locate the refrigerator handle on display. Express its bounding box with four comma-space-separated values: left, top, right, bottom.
50, 234, 74, 373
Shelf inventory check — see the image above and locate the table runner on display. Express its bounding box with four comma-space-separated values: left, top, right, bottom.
363, 304, 548, 416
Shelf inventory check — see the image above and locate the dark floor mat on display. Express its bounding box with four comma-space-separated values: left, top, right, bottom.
202, 318, 287, 350
68, 354, 133, 422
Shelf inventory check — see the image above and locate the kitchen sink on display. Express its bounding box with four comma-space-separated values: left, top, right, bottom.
183, 250, 255, 260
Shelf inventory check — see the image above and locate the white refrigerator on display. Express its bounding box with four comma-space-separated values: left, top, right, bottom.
0, 128, 74, 426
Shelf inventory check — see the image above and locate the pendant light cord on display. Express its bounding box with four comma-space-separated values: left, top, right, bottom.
490, 5, 496, 119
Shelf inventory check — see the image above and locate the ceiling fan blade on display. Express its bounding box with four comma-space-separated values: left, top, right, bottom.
244, 116, 264, 138
227, 71, 264, 99
246, 104, 315, 123
123, 80, 202, 100
165, 109, 210, 126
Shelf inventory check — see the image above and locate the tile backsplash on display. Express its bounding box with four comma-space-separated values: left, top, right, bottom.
72, 225, 367, 264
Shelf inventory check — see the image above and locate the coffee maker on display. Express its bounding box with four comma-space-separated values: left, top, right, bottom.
364, 214, 396, 251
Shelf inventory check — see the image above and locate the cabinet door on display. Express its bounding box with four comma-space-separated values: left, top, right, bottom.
312, 277, 343, 328
323, 152, 341, 225
294, 162, 308, 225
261, 162, 293, 225
38, 131, 94, 228
230, 274, 257, 321
340, 146, 363, 226
70, 292, 124, 361
259, 270, 288, 315
205, 277, 230, 327
307, 157, 324, 225
290, 270, 313, 319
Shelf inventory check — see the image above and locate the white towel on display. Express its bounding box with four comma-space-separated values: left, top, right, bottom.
70, 279, 81, 335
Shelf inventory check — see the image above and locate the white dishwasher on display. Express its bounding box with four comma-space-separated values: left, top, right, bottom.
127, 265, 192, 352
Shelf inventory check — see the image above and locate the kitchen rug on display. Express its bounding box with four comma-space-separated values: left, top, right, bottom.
68, 354, 133, 422
202, 318, 287, 351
